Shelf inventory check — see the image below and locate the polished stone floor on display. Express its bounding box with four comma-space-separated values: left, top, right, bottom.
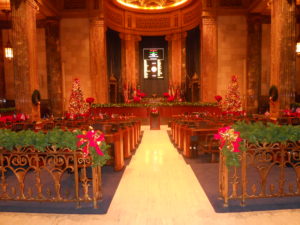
1, 125, 300, 225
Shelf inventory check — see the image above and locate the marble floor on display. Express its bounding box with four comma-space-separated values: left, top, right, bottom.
1, 125, 300, 225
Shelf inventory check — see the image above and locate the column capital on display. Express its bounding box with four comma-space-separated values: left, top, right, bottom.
201, 11, 217, 26
89, 17, 105, 27
119, 33, 141, 42
165, 32, 187, 42
25, 0, 39, 11
11, 0, 39, 11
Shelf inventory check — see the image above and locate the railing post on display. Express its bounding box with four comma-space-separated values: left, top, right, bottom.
241, 150, 247, 206
74, 152, 80, 208
92, 165, 102, 209
221, 152, 229, 207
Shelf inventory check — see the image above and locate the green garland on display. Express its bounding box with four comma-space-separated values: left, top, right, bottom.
291, 103, 300, 109
92, 102, 217, 108
0, 107, 16, 113
0, 128, 110, 167
233, 121, 300, 144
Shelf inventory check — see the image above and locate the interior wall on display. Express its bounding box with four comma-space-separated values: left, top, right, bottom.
217, 15, 247, 108
2, 28, 47, 101
60, 18, 91, 111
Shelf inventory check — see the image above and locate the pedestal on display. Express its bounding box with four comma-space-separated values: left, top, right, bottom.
150, 113, 160, 130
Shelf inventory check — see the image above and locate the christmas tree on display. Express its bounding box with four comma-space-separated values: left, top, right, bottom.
222, 75, 242, 112
68, 78, 89, 116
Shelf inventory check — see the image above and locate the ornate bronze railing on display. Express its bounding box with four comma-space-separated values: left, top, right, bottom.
0, 146, 102, 208
219, 141, 300, 207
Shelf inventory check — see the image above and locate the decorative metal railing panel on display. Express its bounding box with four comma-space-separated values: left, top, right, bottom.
219, 141, 300, 206
0, 146, 101, 208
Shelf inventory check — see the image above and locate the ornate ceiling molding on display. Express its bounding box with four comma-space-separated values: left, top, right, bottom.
104, 0, 201, 36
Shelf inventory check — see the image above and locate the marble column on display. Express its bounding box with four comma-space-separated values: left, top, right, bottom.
270, 0, 296, 113
119, 33, 141, 97
165, 32, 187, 94
0, 29, 5, 98
45, 18, 63, 116
200, 11, 218, 102
11, 0, 40, 120
246, 15, 262, 114
89, 17, 108, 103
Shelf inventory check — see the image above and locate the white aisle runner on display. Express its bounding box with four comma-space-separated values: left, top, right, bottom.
107, 125, 214, 225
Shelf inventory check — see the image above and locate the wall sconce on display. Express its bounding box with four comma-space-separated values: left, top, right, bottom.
296, 39, 300, 56
4, 38, 13, 61
2, 0, 13, 61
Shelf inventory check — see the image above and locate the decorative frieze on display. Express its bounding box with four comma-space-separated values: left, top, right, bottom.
136, 17, 171, 29
183, 7, 201, 24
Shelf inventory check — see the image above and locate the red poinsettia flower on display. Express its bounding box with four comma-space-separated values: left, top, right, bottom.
215, 95, 222, 102
163, 92, 170, 98
137, 92, 146, 98
167, 95, 175, 102
133, 96, 141, 103
86, 97, 95, 104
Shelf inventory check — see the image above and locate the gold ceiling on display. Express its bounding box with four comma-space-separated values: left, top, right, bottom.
116, 0, 189, 10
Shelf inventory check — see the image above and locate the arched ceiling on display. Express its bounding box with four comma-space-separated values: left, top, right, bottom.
115, 0, 189, 10
105, 0, 201, 36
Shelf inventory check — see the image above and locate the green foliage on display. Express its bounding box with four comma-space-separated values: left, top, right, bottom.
0, 128, 110, 167
218, 121, 300, 167
90, 142, 111, 167
0, 107, 16, 113
291, 103, 300, 109
233, 121, 300, 144
221, 146, 240, 167
92, 102, 217, 108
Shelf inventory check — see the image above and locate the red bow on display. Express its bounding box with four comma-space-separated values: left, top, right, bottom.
77, 130, 105, 157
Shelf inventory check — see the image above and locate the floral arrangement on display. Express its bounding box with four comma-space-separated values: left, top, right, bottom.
215, 95, 222, 102
167, 95, 175, 102
86, 97, 95, 104
133, 96, 142, 103
150, 107, 159, 115
214, 126, 244, 167
163, 92, 170, 98
137, 90, 146, 98
92, 102, 217, 108
77, 128, 110, 167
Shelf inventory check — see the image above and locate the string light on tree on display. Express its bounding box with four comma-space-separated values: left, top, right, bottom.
68, 78, 89, 116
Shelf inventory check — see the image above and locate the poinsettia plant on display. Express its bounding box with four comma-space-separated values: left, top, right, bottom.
86, 97, 95, 104
215, 95, 222, 102
150, 107, 159, 115
163, 92, 170, 98
214, 126, 245, 167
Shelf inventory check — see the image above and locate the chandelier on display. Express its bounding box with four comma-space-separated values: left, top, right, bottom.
116, 0, 188, 9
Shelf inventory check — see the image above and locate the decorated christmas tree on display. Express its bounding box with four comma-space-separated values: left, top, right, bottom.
68, 78, 89, 116
222, 75, 242, 112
